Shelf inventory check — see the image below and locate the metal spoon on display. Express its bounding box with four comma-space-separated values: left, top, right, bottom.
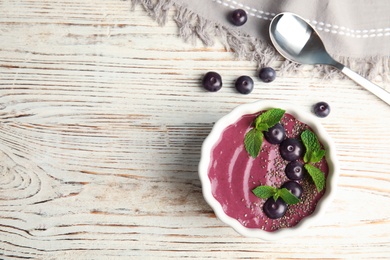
269, 12, 390, 105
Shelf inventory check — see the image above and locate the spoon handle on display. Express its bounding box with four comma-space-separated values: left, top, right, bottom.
341, 67, 390, 105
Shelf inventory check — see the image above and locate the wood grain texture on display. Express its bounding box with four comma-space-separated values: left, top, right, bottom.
0, 0, 389, 259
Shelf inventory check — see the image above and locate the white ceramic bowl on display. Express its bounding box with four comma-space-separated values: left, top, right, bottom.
198, 101, 339, 240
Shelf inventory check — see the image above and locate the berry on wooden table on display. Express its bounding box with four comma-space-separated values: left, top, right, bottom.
258, 67, 276, 83
313, 102, 331, 118
202, 71, 222, 92
235, 75, 254, 94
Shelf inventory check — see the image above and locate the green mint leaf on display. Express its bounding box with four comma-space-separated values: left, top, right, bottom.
304, 164, 326, 192
244, 108, 285, 158
254, 108, 285, 131
312, 150, 326, 163
256, 123, 270, 131
252, 185, 301, 205
244, 128, 264, 158
252, 186, 277, 199
278, 188, 300, 205
273, 192, 279, 202
301, 129, 325, 163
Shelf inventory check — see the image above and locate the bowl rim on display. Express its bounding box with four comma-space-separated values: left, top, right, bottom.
198, 100, 339, 240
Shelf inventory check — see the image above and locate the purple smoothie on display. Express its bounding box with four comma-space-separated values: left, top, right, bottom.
208, 111, 328, 232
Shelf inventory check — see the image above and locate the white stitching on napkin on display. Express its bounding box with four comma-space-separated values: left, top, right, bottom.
214, 0, 275, 20
310, 20, 390, 38
213, 0, 390, 38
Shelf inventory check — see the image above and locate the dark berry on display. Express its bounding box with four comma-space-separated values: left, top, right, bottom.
230, 9, 247, 26
202, 71, 222, 92
285, 161, 306, 180
264, 123, 286, 144
258, 67, 276, 83
282, 181, 303, 199
313, 102, 330, 118
235, 75, 254, 94
279, 138, 304, 161
263, 197, 287, 219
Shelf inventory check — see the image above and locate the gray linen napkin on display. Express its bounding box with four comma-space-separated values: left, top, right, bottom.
131, 0, 390, 82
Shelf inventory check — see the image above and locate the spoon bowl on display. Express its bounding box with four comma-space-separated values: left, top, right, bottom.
269, 12, 390, 105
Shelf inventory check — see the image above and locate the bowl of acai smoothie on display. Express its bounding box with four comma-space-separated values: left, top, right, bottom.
198, 101, 339, 240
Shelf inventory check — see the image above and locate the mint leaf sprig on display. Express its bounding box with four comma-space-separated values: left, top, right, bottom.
252, 185, 300, 205
244, 108, 285, 158
301, 129, 325, 163
301, 129, 326, 192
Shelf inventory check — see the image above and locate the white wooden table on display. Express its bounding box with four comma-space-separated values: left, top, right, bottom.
1, 1, 389, 258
